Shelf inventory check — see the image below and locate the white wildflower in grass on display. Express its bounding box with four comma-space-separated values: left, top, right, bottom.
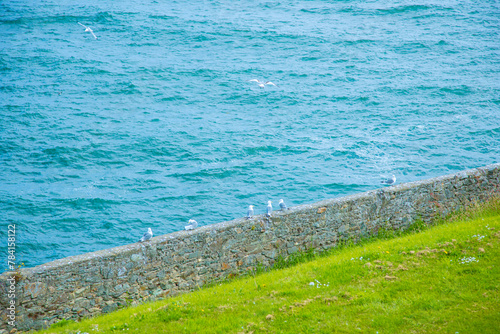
472, 234, 485, 241
460, 256, 479, 264
309, 279, 329, 288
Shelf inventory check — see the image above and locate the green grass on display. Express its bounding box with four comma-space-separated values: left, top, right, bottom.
42, 198, 500, 334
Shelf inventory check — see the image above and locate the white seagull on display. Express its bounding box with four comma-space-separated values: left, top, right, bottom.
78, 22, 97, 40
248, 79, 279, 88
185, 219, 198, 231
279, 199, 287, 211
381, 175, 396, 185
139, 228, 153, 242
266, 201, 273, 217
247, 205, 254, 219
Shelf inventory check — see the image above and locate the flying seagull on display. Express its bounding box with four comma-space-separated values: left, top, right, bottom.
185, 219, 198, 231
247, 205, 254, 219
266, 201, 273, 217
248, 79, 279, 88
78, 22, 97, 40
279, 199, 287, 211
381, 175, 396, 185
139, 228, 153, 242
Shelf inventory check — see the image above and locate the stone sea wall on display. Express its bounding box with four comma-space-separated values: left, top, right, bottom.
1, 163, 499, 332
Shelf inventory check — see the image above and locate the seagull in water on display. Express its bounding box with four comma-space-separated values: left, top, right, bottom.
247, 205, 254, 219
185, 219, 198, 231
78, 22, 97, 40
279, 199, 287, 211
139, 228, 153, 242
381, 175, 396, 185
266, 201, 273, 217
248, 79, 279, 88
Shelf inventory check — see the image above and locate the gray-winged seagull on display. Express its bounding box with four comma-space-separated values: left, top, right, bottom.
139, 228, 153, 242
266, 201, 273, 217
381, 175, 396, 185
247, 205, 254, 219
248, 79, 279, 88
78, 22, 97, 39
185, 219, 198, 231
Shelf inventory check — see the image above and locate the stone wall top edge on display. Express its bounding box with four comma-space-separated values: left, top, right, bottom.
15, 243, 143, 276
12, 218, 252, 276
5, 163, 499, 277
288, 163, 500, 209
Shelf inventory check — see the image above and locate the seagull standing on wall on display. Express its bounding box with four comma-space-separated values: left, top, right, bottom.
185, 219, 198, 231
78, 22, 97, 39
279, 199, 287, 211
381, 175, 396, 185
266, 201, 273, 217
247, 205, 254, 219
139, 228, 153, 242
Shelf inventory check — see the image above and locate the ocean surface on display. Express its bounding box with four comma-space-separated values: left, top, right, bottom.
1, 0, 499, 270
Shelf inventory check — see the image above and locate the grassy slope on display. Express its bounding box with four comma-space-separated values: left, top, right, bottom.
43, 201, 500, 334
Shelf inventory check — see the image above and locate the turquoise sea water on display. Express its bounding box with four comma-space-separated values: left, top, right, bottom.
1, 0, 499, 270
